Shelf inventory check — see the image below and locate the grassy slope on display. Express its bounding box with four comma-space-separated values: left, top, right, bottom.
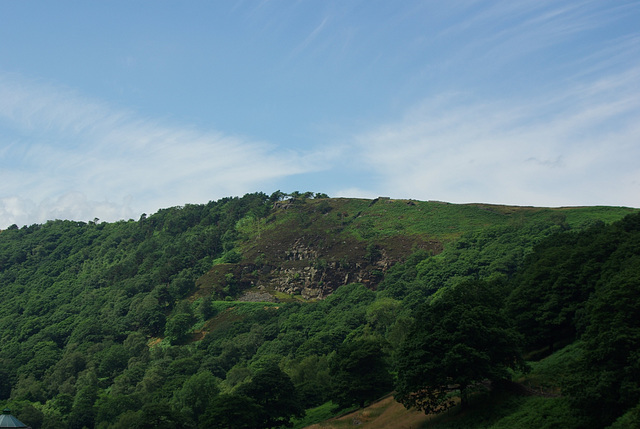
249, 198, 636, 251
212, 198, 636, 300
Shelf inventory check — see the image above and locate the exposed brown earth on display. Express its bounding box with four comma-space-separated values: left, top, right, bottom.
305, 395, 438, 429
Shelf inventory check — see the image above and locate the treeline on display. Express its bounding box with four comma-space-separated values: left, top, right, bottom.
0, 196, 638, 428
508, 213, 640, 427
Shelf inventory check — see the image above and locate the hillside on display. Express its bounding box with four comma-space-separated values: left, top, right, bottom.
0, 192, 638, 429
194, 196, 632, 302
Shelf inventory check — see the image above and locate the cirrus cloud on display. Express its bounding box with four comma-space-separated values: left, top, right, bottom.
0, 73, 325, 227
352, 66, 640, 207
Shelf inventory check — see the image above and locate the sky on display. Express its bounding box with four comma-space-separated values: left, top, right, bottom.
1, 0, 639, 227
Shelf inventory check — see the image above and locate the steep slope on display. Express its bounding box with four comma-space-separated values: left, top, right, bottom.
194, 196, 634, 301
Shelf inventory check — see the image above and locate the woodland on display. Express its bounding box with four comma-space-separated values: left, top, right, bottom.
0, 192, 638, 428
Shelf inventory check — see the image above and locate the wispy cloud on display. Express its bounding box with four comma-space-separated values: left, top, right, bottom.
435, 1, 635, 75
290, 16, 330, 58
351, 65, 640, 207
0, 73, 324, 227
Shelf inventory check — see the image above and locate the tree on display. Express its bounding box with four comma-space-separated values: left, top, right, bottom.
365, 297, 400, 333
236, 362, 304, 428
172, 370, 219, 423
11, 403, 44, 429
164, 313, 195, 345
97, 344, 130, 379
394, 280, 525, 414
198, 394, 261, 429
329, 336, 393, 409
136, 402, 185, 429
197, 295, 216, 321
287, 354, 331, 408
0, 369, 11, 400
269, 190, 286, 203
68, 382, 98, 429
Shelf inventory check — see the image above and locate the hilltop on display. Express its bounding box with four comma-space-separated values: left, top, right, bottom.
193, 195, 632, 302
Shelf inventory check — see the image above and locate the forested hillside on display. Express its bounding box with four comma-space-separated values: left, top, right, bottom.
0, 193, 638, 428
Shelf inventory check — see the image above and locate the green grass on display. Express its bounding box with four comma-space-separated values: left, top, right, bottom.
259, 198, 636, 247
488, 396, 580, 429
416, 392, 579, 429
291, 401, 353, 429
341, 200, 498, 242
559, 205, 638, 227
516, 342, 583, 393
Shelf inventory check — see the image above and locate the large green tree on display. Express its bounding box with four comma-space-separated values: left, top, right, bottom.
394, 280, 525, 414
198, 394, 261, 429
236, 363, 304, 428
329, 336, 393, 409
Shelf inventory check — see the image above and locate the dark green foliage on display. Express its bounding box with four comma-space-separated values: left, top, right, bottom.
132, 401, 186, 429
329, 336, 393, 409
287, 354, 331, 409
172, 370, 219, 424
0, 193, 271, 426
197, 295, 216, 321
164, 313, 196, 345
94, 393, 142, 426
199, 394, 262, 429
506, 222, 615, 350
467, 395, 581, 429
69, 382, 98, 429
8, 403, 44, 429
376, 215, 574, 312
508, 212, 640, 427
608, 401, 640, 429
562, 236, 640, 426
97, 344, 130, 379
0, 369, 11, 400
236, 362, 304, 428
395, 280, 525, 414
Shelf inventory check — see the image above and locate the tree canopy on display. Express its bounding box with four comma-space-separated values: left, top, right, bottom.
329, 336, 393, 409
395, 280, 525, 414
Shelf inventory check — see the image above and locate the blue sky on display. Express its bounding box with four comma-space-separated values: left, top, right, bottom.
1, 1, 639, 227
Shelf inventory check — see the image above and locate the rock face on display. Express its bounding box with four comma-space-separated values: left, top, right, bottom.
196, 233, 441, 302
264, 246, 394, 299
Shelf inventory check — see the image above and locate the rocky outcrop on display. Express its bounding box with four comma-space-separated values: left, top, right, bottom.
256, 245, 396, 299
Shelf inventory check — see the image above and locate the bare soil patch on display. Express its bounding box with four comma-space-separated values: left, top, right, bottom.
305, 395, 436, 429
